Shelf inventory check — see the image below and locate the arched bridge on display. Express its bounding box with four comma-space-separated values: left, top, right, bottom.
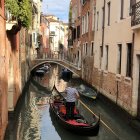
31, 58, 82, 77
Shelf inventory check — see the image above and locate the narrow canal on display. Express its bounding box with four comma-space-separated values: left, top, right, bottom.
5, 64, 140, 140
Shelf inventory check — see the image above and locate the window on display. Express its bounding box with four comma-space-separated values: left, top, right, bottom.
129, 0, 136, 15
86, 12, 89, 33
126, 43, 132, 77
82, 16, 84, 34
97, 11, 99, 30
33, 33, 36, 43
117, 44, 122, 74
78, 0, 81, 16
81, 0, 87, 5
29, 34, 32, 47
72, 28, 76, 40
92, 6, 96, 31
83, 44, 85, 56
50, 37, 53, 43
120, 0, 124, 19
100, 46, 103, 68
102, 7, 104, 28
107, 2, 111, 26
77, 25, 80, 38
82, 16, 86, 34
86, 43, 88, 55
92, 8, 94, 30
84, 15, 86, 33
105, 45, 109, 70
0, 0, 2, 8
130, 0, 136, 8
91, 42, 94, 56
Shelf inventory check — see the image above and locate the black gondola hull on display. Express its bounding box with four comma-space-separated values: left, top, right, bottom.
50, 102, 100, 136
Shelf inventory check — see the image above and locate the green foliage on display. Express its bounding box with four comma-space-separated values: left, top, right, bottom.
18, 0, 32, 28
5, 0, 19, 16
5, 0, 32, 28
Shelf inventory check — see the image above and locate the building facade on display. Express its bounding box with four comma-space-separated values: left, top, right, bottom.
46, 15, 68, 59
69, 0, 96, 79
131, 0, 140, 118
70, 0, 82, 68
39, 14, 50, 58
69, 0, 140, 118
30, 0, 42, 59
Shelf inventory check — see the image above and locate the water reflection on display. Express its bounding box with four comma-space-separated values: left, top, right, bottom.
35, 64, 58, 90
40, 103, 61, 140
16, 91, 41, 140
13, 64, 140, 140
34, 64, 69, 92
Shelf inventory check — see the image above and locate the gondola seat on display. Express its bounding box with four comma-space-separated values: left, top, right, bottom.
66, 120, 89, 126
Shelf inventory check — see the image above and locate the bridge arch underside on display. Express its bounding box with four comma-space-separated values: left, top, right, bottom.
31, 60, 80, 77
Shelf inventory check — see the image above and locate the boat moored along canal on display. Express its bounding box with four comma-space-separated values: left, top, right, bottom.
76, 84, 98, 100
49, 85, 100, 136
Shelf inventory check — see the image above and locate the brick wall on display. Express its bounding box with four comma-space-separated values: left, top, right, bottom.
0, 9, 23, 140
92, 67, 133, 114
0, 0, 8, 139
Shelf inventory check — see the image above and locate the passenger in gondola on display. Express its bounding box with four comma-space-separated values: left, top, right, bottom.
65, 84, 80, 120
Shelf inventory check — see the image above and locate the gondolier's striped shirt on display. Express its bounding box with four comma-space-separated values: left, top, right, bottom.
65, 87, 79, 102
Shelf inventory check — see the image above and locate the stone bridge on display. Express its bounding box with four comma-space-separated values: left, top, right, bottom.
30, 58, 82, 77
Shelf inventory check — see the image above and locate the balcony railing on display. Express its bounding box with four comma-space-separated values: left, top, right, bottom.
131, 1, 140, 27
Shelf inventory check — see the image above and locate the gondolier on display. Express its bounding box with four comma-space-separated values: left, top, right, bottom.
65, 85, 80, 120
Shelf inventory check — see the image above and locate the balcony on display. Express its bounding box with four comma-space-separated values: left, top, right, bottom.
131, 1, 140, 30
5, 10, 17, 31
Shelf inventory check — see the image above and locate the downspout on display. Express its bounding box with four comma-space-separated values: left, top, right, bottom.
131, 32, 135, 113
102, 0, 105, 51
131, 33, 135, 80
99, 0, 105, 92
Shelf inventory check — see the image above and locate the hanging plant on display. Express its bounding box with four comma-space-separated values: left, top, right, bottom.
5, 0, 19, 16
5, 0, 32, 28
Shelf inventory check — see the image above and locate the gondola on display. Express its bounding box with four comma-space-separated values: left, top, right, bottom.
76, 84, 98, 100
61, 68, 72, 79
49, 85, 100, 136
35, 69, 45, 77
38, 64, 50, 72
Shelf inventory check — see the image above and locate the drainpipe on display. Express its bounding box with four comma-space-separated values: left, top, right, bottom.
131, 32, 135, 111
116, 81, 119, 104
99, 0, 106, 93
102, 0, 105, 49
131, 32, 135, 79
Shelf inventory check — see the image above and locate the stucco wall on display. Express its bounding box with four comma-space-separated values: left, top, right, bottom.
93, 0, 134, 115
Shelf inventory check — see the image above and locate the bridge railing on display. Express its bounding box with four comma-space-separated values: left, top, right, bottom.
32, 54, 81, 70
